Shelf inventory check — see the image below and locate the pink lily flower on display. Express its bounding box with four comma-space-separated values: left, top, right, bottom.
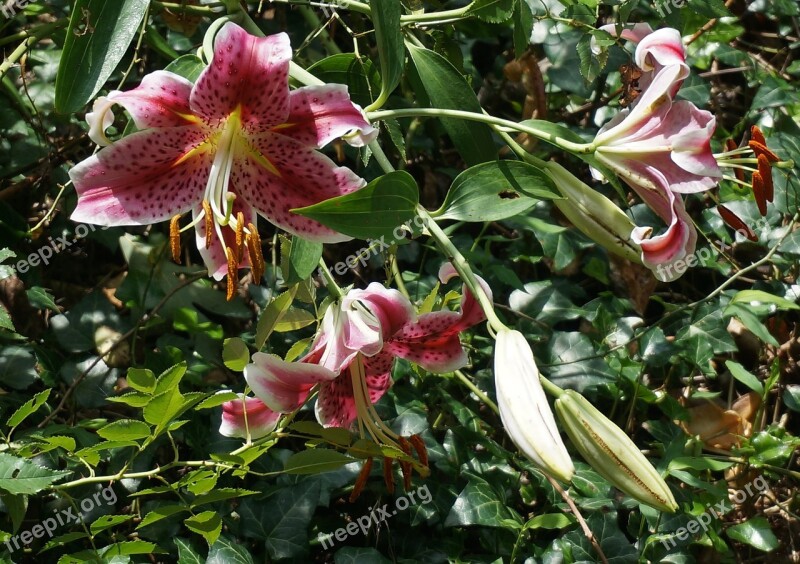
590, 24, 722, 280
69, 22, 377, 290
219, 394, 281, 440
244, 264, 490, 431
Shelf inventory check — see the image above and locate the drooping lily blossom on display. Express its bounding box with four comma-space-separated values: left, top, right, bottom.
245, 263, 490, 429
69, 22, 377, 297
219, 394, 281, 440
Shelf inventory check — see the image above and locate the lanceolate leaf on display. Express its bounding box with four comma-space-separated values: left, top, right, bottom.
369, 0, 404, 108
55, 0, 151, 113
436, 161, 559, 221
292, 171, 419, 240
407, 45, 497, 166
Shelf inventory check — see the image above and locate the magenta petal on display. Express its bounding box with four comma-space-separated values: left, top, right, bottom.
69, 127, 210, 226
387, 331, 468, 373
437, 263, 492, 333
191, 23, 291, 128
345, 283, 415, 339
315, 354, 393, 428
219, 394, 281, 439
231, 131, 365, 243
108, 70, 195, 130
635, 28, 686, 72
245, 352, 337, 413
282, 85, 378, 148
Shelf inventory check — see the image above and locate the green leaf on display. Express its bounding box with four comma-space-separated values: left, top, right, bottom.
55, 0, 150, 113
308, 54, 381, 108
466, 0, 515, 22
126, 367, 156, 393
436, 161, 558, 221
783, 385, 800, 412
0, 453, 70, 495
286, 237, 323, 286
7, 388, 51, 428
154, 362, 187, 394
293, 171, 419, 240
726, 516, 779, 551
138, 504, 190, 529
26, 287, 59, 312
97, 419, 151, 441
164, 54, 205, 83
274, 308, 316, 332
725, 360, 764, 395
369, 0, 404, 108
174, 537, 204, 564
1, 493, 27, 533
729, 289, 800, 311
283, 449, 356, 474
512, 0, 534, 56
222, 338, 250, 372
181, 469, 218, 495
185, 511, 222, 546
407, 44, 497, 166
206, 536, 255, 564
522, 513, 574, 530
255, 286, 298, 350
191, 488, 259, 508
444, 473, 517, 527
89, 514, 134, 536
143, 388, 184, 433
100, 540, 163, 556
196, 391, 239, 410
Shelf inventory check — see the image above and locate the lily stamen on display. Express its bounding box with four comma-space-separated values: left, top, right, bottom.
349, 457, 373, 502
170, 214, 182, 263
202, 200, 213, 249
225, 246, 238, 301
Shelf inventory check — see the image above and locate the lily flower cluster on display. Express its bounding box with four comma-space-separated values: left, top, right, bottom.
586, 24, 780, 281
69, 22, 376, 300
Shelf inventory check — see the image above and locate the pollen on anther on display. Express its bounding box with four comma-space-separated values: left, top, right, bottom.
235, 212, 245, 262
757, 154, 774, 202
169, 214, 182, 263
349, 458, 373, 503
383, 457, 395, 494
226, 246, 238, 301
202, 200, 213, 249
718, 205, 757, 241
752, 172, 768, 216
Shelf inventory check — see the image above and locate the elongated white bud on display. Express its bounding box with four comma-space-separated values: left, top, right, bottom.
555, 389, 678, 512
494, 329, 574, 482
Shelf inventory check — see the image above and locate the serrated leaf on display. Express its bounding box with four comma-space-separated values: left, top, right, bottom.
89, 514, 134, 536
196, 391, 239, 410
283, 449, 356, 474
466, 0, 515, 23
2, 493, 27, 533
138, 504, 190, 529
0, 453, 70, 495
143, 388, 184, 432
437, 160, 559, 221
222, 338, 249, 371
107, 391, 151, 407
292, 171, 419, 240
100, 540, 163, 556
191, 488, 259, 508
154, 362, 187, 394
126, 367, 156, 393
55, 0, 151, 113
7, 388, 51, 429
185, 511, 222, 546
96, 419, 151, 441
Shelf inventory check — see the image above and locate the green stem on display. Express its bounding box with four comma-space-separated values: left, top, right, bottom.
318, 257, 344, 299
369, 108, 592, 154
152, 0, 222, 16
0, 19, 67, 48
454, 370, 499, 414
0, 21, 66, 81
539, 374, 565, 398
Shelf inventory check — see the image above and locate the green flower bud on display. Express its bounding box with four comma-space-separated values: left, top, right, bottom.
555, 389, 678, 512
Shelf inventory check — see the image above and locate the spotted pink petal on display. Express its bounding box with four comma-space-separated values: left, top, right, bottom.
190, 23, 291, 128
302, 300, 381, 374
387, 330, 469, 373
437, 263, 492, 334
107, 71, 195, 130
219, 394, 281, 439
281, 84, 378, 148
69, 127, 211, 226
193, 194, 256, 280
230, 131, 364, 243
245, 352, 337, 413
315, 353, 393, 428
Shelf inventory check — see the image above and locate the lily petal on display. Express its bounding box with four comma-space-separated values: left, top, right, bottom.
282, 84, 379, 148
232, 131, 364, 242
219, 394, 280, 439
245, 352, 337, 413
70, 127, 211, 225
107, 70, 196, 130
315, 354, 392, 428
193, 194, 256, 280
191, 23, 291, 128
345, 283, 415, 338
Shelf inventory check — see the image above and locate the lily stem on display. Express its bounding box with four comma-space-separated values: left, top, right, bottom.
454, 370, 499, 414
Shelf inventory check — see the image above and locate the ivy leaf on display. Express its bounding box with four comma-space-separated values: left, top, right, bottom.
445, 473, 518, 527
206, 536, 255, 564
